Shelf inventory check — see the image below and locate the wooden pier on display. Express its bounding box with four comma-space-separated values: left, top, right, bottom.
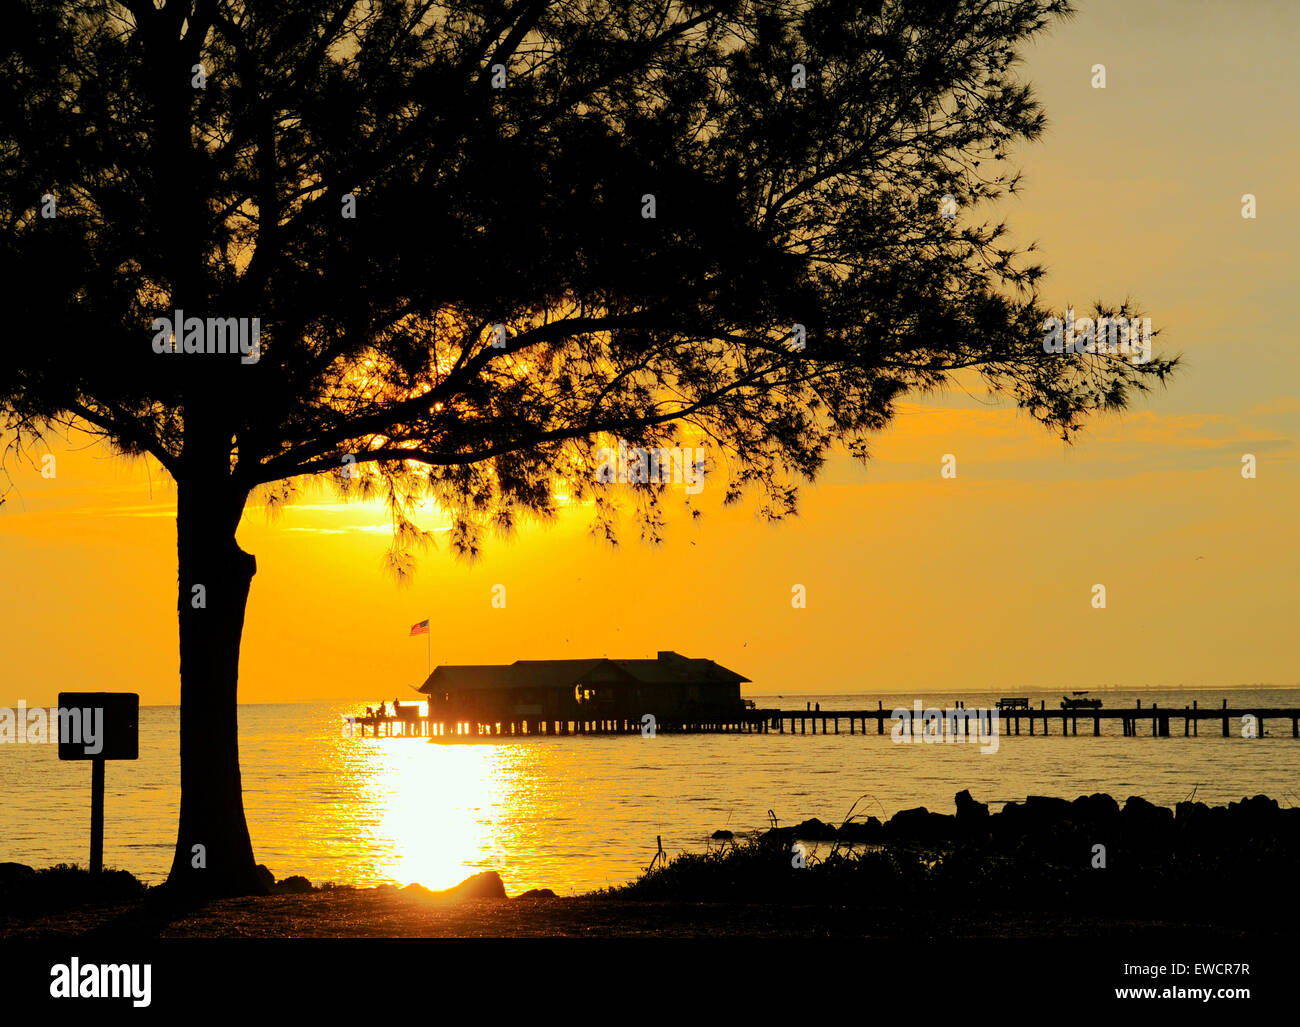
348, 699, 1300, 740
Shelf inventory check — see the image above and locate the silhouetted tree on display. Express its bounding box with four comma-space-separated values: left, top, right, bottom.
0, 0, 1174, 896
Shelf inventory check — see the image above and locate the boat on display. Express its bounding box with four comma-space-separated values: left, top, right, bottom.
1061, 695, 1102, 710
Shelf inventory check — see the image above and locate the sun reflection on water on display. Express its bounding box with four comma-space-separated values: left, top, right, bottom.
342, 734, 537, 891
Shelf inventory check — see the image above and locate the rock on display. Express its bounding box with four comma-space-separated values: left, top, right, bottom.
1230, 794, 1280, 823
837, 816, 883, 842
1224, 795, 1290, 842
954, 790, 989, 823
1121, 796, 1173, 833
1198, 805, 1232, 835
886, 807, 955, 844
276, 875, 313, 894
516, 888, 557, 899
1072, 793, 1120, 824
710, 829, 735, 840
0, 862, 36, 885
996, 795, 1076, 840
405, 870, 507, 902
1023, 795, 1073, 820
452, 870, 507, 899
890, 805, 928, 823
255, 864, 276, 890
790, 818, 838, 841
760, 825, 797, 847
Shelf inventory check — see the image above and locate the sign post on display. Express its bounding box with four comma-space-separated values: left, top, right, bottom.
57, 692, 139, 875
90, 757, 105, 873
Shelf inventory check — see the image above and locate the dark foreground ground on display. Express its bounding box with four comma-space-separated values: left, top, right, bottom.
0, 888, 1275, 940
5, 790, 1298, 940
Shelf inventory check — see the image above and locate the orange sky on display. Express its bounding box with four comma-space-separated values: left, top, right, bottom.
3, 0, 1297, 705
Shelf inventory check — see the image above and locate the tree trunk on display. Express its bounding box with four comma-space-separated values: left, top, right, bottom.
164, 475, 265, 897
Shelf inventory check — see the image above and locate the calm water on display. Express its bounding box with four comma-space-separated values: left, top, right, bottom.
2, 689, 1298, 895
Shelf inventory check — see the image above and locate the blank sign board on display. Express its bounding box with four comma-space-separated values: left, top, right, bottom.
56, 692, 139, 761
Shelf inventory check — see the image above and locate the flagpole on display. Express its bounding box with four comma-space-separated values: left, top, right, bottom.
426, 622, 431, 676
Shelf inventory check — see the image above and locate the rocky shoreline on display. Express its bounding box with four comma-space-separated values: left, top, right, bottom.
3, 791, 1298, 938
744, 789, 1298, 849
608, 791, 1300, 919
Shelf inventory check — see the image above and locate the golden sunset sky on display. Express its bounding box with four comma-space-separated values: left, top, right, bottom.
2, 0, 1297, 706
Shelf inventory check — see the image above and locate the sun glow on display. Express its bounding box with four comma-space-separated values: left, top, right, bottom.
347, 736, 516, 890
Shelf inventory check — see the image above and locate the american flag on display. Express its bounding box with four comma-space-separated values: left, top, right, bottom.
409, 619, 429, 636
